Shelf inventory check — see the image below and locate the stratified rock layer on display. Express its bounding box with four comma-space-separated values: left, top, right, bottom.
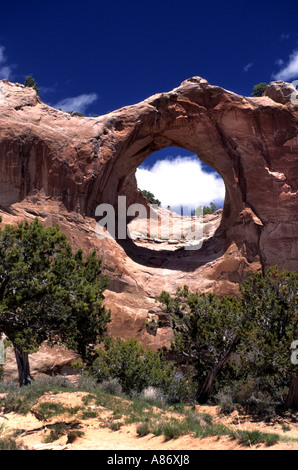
0, 77, 297, 352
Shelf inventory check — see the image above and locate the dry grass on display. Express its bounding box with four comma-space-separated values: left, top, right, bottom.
1, 376, 298, 450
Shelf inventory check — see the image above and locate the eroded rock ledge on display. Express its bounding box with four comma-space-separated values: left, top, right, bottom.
0, 77, 297, 350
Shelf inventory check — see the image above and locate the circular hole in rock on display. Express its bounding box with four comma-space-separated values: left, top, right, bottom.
128, 147, 226, 252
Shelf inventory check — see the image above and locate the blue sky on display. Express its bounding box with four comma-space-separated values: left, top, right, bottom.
0, 0, 297, 210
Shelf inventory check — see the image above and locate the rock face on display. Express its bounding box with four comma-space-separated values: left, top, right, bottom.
0, 77, 298, 354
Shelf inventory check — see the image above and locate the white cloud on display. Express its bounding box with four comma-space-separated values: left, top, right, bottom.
53, 93, 98, 114
273, 49, 298, 81
243, 62, 253, 72
136, 156, 225, 212
0, 45, 14, 80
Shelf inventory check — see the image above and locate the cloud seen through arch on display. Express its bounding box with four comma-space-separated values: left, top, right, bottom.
136, 156, 225, 213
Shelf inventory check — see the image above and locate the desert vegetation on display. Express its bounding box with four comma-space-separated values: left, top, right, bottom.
24, 76, 39, 95
141, 189, 161, 207
0, 217, 110, 386
194, 202, 217, 216
252, 82, 267, 97
157, 266, 298, 411
1, 218, 298, 449
0, 375, 295, 450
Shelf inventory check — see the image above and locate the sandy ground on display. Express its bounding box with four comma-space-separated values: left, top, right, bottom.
1, 391, 298, 451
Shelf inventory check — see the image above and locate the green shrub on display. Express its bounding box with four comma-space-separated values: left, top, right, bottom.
67, 111, 86, 117
157, 420, 185, 441
139, 386, 166, 405
36, 402, 81, 421
157, 286, 243, 403
90, 337, 192, 401
215, 380, 278, 421
0, 218, 110, 387
203, 202, 217, 215
236, 430, 279, 447
252, 82, 267, 97
141, 190, 161, 206
44, 423, 68, 443
150, 413, 228, 441
76, 375, 99, 391
100, 378, 123, 396
67, 430, 84, 443
238, 266, 298, 410
216, 391, 237, 415
2, 377, 76, 415
0, 437, 23, 450
136, 422, 150, 437
44, 424, 84, 444
24, 76, 39, 95
109, 421, 122, 431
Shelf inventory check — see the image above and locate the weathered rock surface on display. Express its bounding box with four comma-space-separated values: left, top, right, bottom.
0, 77, 297, 366
3, 343, 79, 382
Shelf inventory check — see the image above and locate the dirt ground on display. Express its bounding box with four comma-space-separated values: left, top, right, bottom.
1, 391, 298, 451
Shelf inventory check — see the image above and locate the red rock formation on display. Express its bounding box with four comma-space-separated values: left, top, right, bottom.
0, 77, 297, 353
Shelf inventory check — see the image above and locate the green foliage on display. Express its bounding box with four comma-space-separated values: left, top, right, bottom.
0, 436, 23, 450
100, 378, 123, 396
43, 422, 68, 443
43, 424, 84, 444
136, 409, 281, 445
67, 429, 85, 443
237, 266, 298, 404
252, 82, 267, 97
149, 412, 232, 441
81, 409, 98, 419
203, 202, 217, 215
24, 76, 39, 95
213, 267, 298, 412
0, 218, 110, 385
90, 336, 192, 400
158, 266, 298, 408
67, 111, 86, 117
194, 202, 217, 216
141, 190, 161, 206
157, 286, 243, 402
37, 402, 81, 420
235, 430, 279, 447
136, 422, 150, 437
215, 380, 277, 420
0, 376, 287, 448
109, 420, 123, 431
1, 376, 75, 414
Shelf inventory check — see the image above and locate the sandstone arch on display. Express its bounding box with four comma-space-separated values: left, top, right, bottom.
91, 79, 243, 234
86, 77, 298, 276
0, 77, 298, 304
